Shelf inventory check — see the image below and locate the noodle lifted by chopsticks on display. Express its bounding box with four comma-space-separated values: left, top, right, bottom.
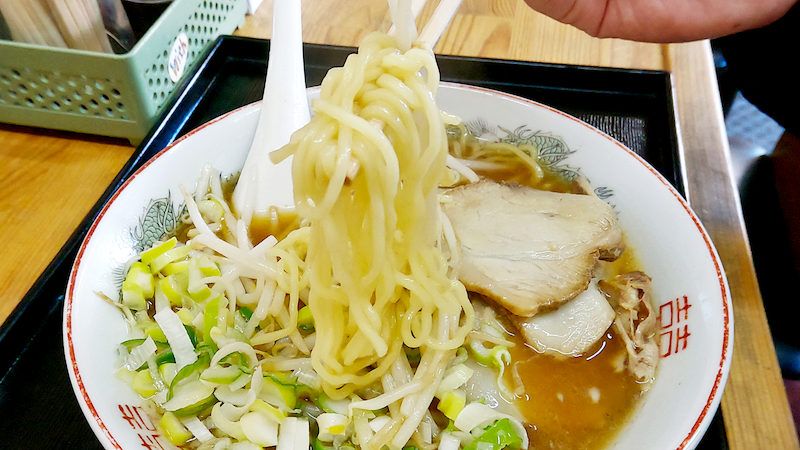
273, 33, 475, 412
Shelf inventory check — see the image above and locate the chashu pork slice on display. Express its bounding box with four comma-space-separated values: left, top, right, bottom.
512, 279, 616, 356
442, 180, 624, 317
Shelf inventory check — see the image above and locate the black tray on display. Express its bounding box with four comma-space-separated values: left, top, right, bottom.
0, 35, 724, 449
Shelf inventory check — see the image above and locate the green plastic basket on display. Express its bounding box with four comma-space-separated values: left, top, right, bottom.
0, 0, 247, 143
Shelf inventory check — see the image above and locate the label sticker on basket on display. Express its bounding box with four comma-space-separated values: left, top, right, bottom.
168, 33, 190, 83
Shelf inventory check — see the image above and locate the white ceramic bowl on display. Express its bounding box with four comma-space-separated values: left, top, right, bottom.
64, 83, 732, 449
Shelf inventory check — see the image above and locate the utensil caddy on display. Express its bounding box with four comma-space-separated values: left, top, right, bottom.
0, 0, 247, 143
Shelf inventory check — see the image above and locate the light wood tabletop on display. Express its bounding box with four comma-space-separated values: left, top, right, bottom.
1, 0, 797, 448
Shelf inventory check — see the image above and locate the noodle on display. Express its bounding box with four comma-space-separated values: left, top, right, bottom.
273, 32, 474, 406
448, 123, 546, 185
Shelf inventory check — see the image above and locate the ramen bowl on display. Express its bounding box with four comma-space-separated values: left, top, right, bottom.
64, 83, 732, 449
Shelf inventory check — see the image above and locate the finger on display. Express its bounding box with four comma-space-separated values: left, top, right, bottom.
522, 0, 607, 36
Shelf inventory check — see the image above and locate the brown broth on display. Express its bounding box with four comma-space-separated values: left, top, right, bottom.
473, 163, 575, 194
222, 176, 301, 245
507, 333, 645, 449
458, 133, 649, 448
248, 208, 301, 244
500, 250, 646, 449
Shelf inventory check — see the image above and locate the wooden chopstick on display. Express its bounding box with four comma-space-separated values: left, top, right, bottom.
0, 1, 34, 43
29, 0, 68, 46
0, 0, 67, 47
387, 0, 428, 35
84, 0, 113, 52
48, 0, 88, 49
418, 0, 462, 49
48, 0, 112, 53
0, 0, 112, 52
66, 0, 113, 52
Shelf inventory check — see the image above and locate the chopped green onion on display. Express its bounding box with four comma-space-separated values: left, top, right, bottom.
463, 418, 522, 450
150, 245, 191, 274
164, 380, 215, 415
161, 260, 190, 276
261, 375, 298, 409
210, 402, 246, 441
125, 262, 154, 298
276, 417, 309, 450
317, 391, 349, 415
312, 439, 334, 450
467, 339, 496, 367
269, 371, 298, 385
239, 306, 254, 320
143, 322, 167, 343
195, 342, 217, 358
453, 403, 529, 449
211, 342, 258, 369
132, 369, 157, 398
297, 305, 314, 331
154, 308, 198, 370
141, 237, 177, 266
124, 336, 157, 371
203, 296, 222, 344
120, 338, 147, 351
437, 363, 474, 395
241, 410, 280, 446
159, 411, 193, 445
316, 412, 348, 442
187, 257, 212, 301
201, 365, 242, 384
180, 416, 213, 442
196, 254, 221, 277
158, 275, 187, 306
437, 390, 466, 421
189, 286, 212, 302
176, 308, 194, 325
219, 351, 252, 374
159, 363, 178, 385
452, 346, 468, 365
438, 433, 461, 450
155, 348, 176, 366
121, 280, 147, 311
197, 198, 225, 223
184, 325, 198, 347
467, 339, 513, 399
250, 399, 287, 422
168, 353, 210, 400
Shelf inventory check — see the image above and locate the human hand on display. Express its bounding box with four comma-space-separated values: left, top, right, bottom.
523, 0, 797, 42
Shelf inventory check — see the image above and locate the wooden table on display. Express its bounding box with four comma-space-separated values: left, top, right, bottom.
1, 0, 796, 448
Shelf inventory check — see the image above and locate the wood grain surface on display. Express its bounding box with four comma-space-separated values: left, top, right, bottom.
0, 126, 132, 323
0, 0, 797, 447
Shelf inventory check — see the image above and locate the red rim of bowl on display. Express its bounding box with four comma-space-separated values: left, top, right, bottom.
63, 82, 732, 450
